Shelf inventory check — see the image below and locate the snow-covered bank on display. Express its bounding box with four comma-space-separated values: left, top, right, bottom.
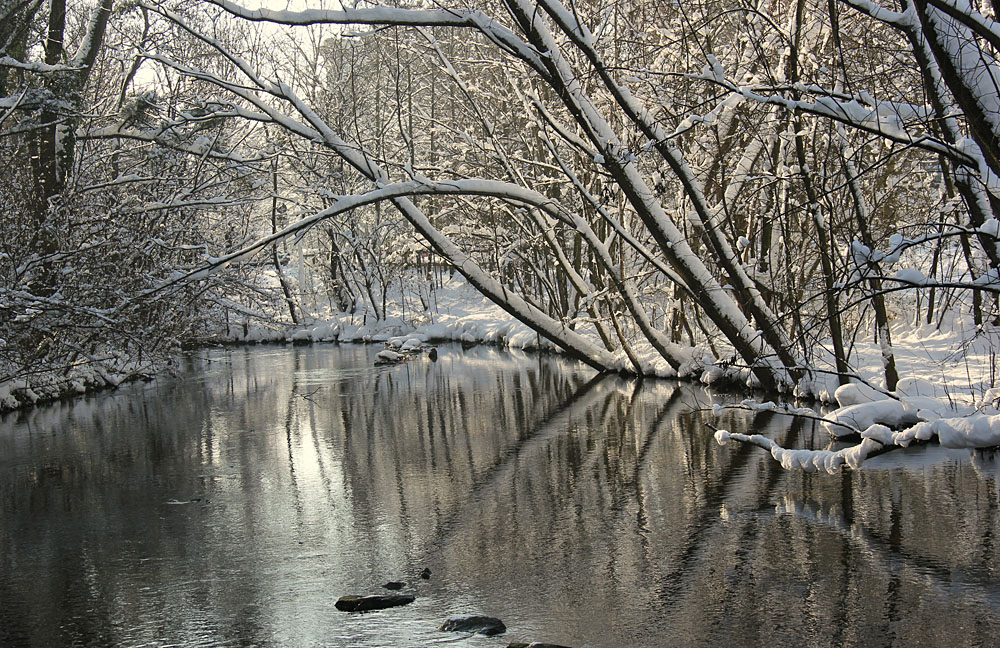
219, 274, 558, 345
224, 274, 998, 402
216, 273, 683, 372
0, 276, 553, 413
224, 272, 1000, 471
0, 353, 158, 413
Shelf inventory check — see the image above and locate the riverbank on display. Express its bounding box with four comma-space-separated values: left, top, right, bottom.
3, 274, 998, 424
213, 275, 999, 408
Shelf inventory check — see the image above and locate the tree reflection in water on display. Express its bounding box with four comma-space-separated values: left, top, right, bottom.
1, 344, 998, 647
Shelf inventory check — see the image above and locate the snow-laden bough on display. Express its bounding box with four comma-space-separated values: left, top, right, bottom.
714, 395, 1000, 472
714, 430, 884, 473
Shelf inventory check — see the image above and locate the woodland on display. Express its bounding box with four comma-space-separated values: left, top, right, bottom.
3, 0, 1000, 421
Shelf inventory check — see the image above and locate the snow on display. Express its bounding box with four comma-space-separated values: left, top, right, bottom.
0, 348, 152, 413
6, 264, 1000, 477
375, 349, 403, 362
981, 388, 1000, 410
0, 56, 78, 74
894, 415, 1000, 449
974, 267, 1000, 289
0, 382, 17, 410
822, 399, 908, 437
705, 54, 726, 83
399, 337, 423, 351
228, 273, 544, 350
893, 268, 927, 285
714, 429, 884, 473
712, 312, 1000, 470
834, 382, 885, 406
924, 2, 1000, 142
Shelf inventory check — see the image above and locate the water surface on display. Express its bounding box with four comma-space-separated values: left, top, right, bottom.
2, 344, 999, 647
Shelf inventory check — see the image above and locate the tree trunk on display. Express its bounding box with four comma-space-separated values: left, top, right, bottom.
271, 156, 299, 325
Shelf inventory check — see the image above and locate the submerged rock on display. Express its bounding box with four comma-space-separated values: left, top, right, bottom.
439, 615, 506, 636
507, 643, 573, 648
334, 594, 415, 612
419, 567, 432, 579
382, 581, 406, 590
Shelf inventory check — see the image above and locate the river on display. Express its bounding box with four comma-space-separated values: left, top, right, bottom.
2, 344, 999, 647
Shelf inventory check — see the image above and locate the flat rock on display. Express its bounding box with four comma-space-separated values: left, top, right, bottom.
335, 594, 415, 612
439, 615, 506, 636
507, 643, 574, 648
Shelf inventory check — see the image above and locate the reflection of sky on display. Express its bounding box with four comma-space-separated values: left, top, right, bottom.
2, 344, 1000, 647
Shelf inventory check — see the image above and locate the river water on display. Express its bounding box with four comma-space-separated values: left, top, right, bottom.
2, 344, 999, 647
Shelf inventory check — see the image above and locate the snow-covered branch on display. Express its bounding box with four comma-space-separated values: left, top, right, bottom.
201, 0, 546, 71
714, 429, 885, 473
0, 56, 80, 74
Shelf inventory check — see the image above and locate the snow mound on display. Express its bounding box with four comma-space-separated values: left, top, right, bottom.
834, 382, 886, 407
822, 399, 915, 437
894, 415, 1000, 449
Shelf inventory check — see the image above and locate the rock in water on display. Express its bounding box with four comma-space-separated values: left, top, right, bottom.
428, 347, 438, 361
382, 581, 406, 590
375, 349, 404, 365
439, 615, 506, 636
400, 337, 423, 351
334, 594, 415, 612
419, 567, 432, 579
507, 643, 574, 648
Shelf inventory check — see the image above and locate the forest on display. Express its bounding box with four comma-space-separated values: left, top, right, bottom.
2, 0, 999, 431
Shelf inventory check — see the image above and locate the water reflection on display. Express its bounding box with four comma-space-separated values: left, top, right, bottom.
1, 344, 999, 647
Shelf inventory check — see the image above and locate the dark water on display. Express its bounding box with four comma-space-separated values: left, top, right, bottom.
2, 345, 1000, 648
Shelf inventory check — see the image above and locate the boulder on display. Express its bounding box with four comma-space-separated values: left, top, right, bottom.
439, 615, 506, 636
334, 594, 415, 612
